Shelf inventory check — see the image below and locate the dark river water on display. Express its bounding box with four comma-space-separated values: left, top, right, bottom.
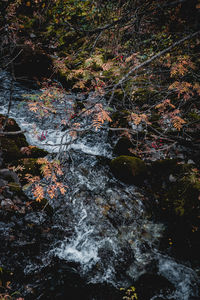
0, 70, 199, 300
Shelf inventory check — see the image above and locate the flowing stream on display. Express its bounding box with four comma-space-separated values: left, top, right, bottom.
0, 71, 199, 299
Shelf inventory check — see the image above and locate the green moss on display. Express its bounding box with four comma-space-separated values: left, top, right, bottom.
0, 114, 21, 132
187, 112, 200, 121
8, 182, 21, 192
0, 115, 28, 163
110, 110, 130, 128
150, 161, 200, 219
132, 87, 159, 106
150, 159, 177, 178
165, 176, 200, 218
1, 138, 24, 163
12, 158, 42, 185
18, 158, 41, 177
110, 155, 147, 185
29, 147, 48, 158
113, 137, 135, 156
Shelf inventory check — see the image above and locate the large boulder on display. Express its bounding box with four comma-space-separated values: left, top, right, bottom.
113, 137, 135, 156
13, 45, 53, 81
0, 115, 28, 163
0, 115, 48, 164
147, 159, 200, 265
135, 273, 175, 300
110, 155, 147, 185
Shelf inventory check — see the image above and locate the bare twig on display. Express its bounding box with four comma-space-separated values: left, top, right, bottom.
108, 31, 200, 106
0, 130, 26, 135
3, 49, 23, 69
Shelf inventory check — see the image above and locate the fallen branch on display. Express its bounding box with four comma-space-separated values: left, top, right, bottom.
108, 31, 200, 106
0, 130, 26, 135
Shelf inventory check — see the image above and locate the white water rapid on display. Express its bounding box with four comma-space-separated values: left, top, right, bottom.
0, 71, 199, 300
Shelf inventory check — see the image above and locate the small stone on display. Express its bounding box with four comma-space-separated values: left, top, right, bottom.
1, 198, 14, 208
169, 174, 176, 182
4, 188, 13, 198
187, 159, 195, 164
0, 178, 7, 187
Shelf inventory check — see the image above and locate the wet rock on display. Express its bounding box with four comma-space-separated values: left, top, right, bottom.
1, 137, 27, 163
7, 182, 22, 194
0, 169, 20, 184
13, 158, 41, 182
0, 115, 28, 163
0, 178, 7, 187
113, 137, 135, 156
110, 155, 147, 185
135, 273, 175, 300
0, 194, 4, 200
147, 159, 200, 266
0, 222, 15, 235
110, 110, 130, 129
3, 188, 14, 199
13, 45, 53, 81
25, 212, 47, 225
28, 147, 48, 158
1, 198, 14, 209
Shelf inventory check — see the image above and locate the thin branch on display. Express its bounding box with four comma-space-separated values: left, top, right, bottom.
3, 49, 23, 69
0, 130, 26, 135
108, 31, 200, 106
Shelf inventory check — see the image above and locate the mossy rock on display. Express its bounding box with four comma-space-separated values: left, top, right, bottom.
135, 273, 175, 300
0, 114, 21, 132
110, 155, 147, 185
55, 69, 76, 89
113, 137, 136, 156
149, 159, 178, 183
1, 137, 27, 163
163, 173, 200, 218
149, 160, 200, 220
7, 182, 23, 196
18, 158, 41, 176
0, 115, 28, 163
29, 147, 48, 158
131, 87, 159, 106
157, 168, 200, 264
13, 45, 53, 80
13, 158, 42, 184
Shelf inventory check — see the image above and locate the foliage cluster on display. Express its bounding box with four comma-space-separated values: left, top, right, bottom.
0, 0, 200, 196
